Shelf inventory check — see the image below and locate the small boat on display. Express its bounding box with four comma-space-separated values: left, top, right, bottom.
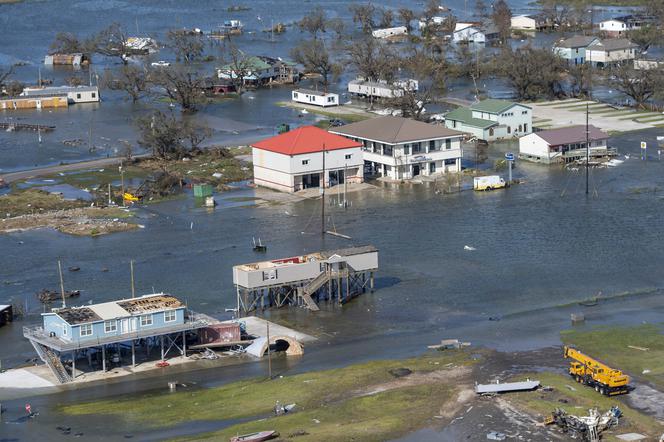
38, 289, 81, 303
252, 237, 267, 253
230, 431, 278, 442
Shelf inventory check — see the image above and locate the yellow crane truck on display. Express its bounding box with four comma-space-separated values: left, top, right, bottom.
563, 346, 630, 396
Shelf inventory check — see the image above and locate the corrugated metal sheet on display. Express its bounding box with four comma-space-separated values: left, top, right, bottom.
475, 380, 540, 394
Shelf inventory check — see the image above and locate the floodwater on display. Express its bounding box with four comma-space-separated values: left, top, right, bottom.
1, 0, 663, 440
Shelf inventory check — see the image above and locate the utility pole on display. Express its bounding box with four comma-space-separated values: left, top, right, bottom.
130, 260, 136, 299
585, 103, 589, 195
58, 260, 66, 309
266, 321, 272, 379
343, 163, 348, 209
321, 143, 326, 235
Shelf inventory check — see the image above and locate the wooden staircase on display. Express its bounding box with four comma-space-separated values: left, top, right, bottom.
30, 341, 71, 384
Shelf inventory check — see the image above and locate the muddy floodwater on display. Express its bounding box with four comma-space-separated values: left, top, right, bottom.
1, 0, 664, 440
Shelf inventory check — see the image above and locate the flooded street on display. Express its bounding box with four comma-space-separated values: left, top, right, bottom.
2, 0, 664, 440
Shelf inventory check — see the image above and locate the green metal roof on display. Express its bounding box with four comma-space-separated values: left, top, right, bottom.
470, 99, 529, 114
445, 107, 497, 129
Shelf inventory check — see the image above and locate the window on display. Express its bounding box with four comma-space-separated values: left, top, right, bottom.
412, 142, 422, 154
91, 93, 96, 99
403, 144, 410, 155
140, 315, 153, 327
429, 140, 436, 151
302, 159, 309, 165
489, 128, 494, 136
164, 310, 176, 322
345, 154, 352, 160
327, 96, 334, 103
522, 110, 528, 115
76, 93, 81, 99
293, 92, 298, 98
80, 324, 93, 337
445, 139, 451, 150
445, 158, 456, 165
104, 320, 117, 333
507, 126, 512, 134
63, 326, 67, 336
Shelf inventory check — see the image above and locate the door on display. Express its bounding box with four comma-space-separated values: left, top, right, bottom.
429, 162, 436, 174
121, 318, 130, 334
412, 164, 421, 176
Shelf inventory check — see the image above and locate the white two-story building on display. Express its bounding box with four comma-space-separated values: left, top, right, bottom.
444, 99, 532, 142
252, 126, 363, 193
586, 39, 638, 67
330, 116, 465, 180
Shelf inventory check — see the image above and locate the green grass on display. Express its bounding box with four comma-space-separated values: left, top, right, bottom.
0, 189, 86, 217
556, 103, 607, 111
60, 350, 474, 439
537, 100, 583, 107
508, 372, 660, 437
617, 113, 662, 121
634, 116, 664, 123
561, 324, 664, 390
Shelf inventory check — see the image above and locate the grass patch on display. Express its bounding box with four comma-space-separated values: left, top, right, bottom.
507, 372, 660, 436
60, 350, 474, 436
561, 324, 664, 390
536, 100, 583, 107
185, 383, 455, 442
618, 113, 662, 121
0, 189, 86, 217
634, 116, 664, 123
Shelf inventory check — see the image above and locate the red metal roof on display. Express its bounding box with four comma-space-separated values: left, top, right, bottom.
252, 126, 362, 156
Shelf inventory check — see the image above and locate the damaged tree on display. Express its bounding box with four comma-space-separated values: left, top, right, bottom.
104, 64, 151, 102
151, 66, 206, 112
608, 62, 664, 109
290, 39, 342, 92
136, 110, 210, 159
166, 29, 205, 64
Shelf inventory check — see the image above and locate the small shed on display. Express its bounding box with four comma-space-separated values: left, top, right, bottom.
0, 305, 13, 327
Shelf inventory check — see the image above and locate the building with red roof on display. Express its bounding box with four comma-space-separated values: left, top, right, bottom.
251, 126, 364, 193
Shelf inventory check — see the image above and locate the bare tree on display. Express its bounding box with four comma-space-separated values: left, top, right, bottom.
398, 8, 415, 32
91, 23, 131, 65
50, 32, 89, 55
104, 65, 151, 102
628, 26, 662, 52
379, 8, 394, 28
608, 63, 664, 108
222, 44, 253, 93
0, 65, 14, 94
291, 39, 342, 92
491, 0, 512, 43
152, 66, 206, 112
137, 110, 209, 159
499, 46, 565, 100
346, 37, 397, 83
328, 17, 346, 39
298, 6, 327, 38
166, 30, 205, 64
474, 0, 488, 19
567, 63, 592, 98
5, 81, 24, 97
350, 3, 377, 34
540, 0, 572, 30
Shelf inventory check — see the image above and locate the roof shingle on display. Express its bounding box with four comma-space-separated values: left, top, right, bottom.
330, 116, 464, 143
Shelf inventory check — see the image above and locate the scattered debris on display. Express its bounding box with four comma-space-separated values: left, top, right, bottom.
464, 245, 476, 251
627, 345, 649, 352
37, 289, 80, 303
428, 339, 471, 350
487, 431, 506, 441
388, 368, 412, 378
549, 406, 621, 442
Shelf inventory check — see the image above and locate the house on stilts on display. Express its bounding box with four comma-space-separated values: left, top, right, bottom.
233, 246, 378, 314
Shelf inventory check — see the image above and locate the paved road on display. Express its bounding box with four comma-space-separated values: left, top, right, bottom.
0, 155, 148, 184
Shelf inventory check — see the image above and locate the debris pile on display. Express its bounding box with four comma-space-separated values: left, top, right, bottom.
549, 406, 621, 442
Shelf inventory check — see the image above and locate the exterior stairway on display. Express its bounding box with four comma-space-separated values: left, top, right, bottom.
297, 270, 331, 311
30, 340, 71, 384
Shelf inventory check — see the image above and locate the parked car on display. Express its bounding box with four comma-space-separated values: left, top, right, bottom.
151, 61, 171, 67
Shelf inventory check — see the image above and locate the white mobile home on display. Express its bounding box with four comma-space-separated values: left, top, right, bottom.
21, 85, 100, 104
510, 15, 537, 31
291, 89, 339, 107
372, 26, 408, 39
251, 126, 363, 193
348, 78, 418, 99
